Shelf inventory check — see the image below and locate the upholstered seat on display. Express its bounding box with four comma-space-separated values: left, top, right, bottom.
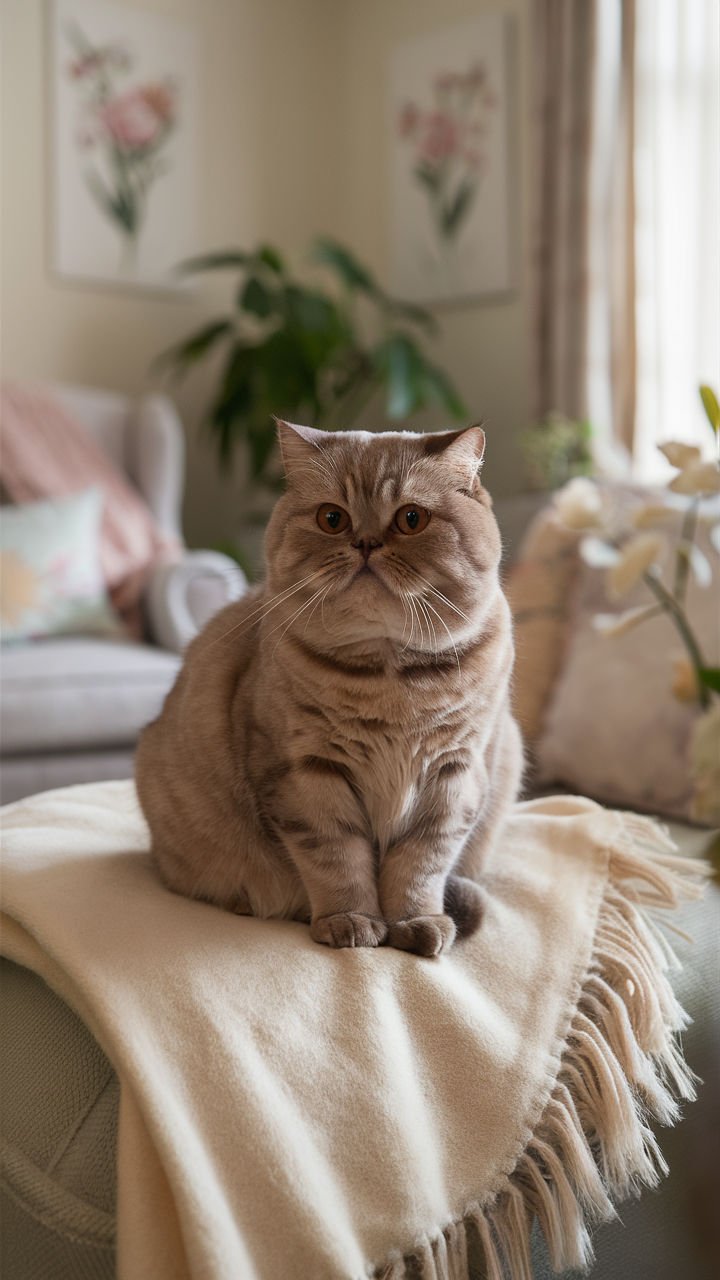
1, 638, 181, 755
0, 384, 246, 804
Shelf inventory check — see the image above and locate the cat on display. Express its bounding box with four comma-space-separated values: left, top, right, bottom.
135, 420, 523, 957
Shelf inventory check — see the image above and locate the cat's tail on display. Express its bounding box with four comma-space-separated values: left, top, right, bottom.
444, 873, 485, 940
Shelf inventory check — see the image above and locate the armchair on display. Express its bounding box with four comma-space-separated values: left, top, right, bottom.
0, 384, 247, 805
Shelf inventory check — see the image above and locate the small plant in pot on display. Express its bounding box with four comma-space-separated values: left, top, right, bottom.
520, 411, 594, 493
155, 238, 468, 571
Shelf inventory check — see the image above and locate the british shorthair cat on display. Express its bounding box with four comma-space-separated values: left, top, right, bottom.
135, 421, 522, 956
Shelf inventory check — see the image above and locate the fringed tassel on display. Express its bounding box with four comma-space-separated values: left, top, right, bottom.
373, 813, 709, 1280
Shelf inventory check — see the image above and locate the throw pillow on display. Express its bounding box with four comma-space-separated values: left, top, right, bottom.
1, 489, 122, 643
530, 486, 719, 824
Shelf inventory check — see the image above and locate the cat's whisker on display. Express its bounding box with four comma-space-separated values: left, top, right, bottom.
416, 596, 439, 654
423, 598, 461, 675
414, 574, 471, 623
405, 593, 424, 653
399, 594, 414, 652
207, 571, 326, 649
319, 583, 333, 632
303, 584, 331, 637
268, 583, 330, 654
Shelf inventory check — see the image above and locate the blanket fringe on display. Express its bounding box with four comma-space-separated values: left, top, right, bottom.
374, 814, 708, 1280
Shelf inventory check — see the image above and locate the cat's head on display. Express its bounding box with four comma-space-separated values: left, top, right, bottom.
263, 421, 502, 651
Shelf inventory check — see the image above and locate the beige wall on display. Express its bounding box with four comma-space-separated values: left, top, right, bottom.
1, 0, 532, 549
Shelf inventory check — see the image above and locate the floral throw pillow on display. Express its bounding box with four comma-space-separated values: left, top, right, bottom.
1, 488, 122, 643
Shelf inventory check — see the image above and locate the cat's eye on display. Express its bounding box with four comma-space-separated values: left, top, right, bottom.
316, 503, 351, 534
394, 505, 430, 535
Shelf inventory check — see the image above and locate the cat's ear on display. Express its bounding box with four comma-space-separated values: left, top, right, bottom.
423, 424, 486, 486
274, 418, 330, 480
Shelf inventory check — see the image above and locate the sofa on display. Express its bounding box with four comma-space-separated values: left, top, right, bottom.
0, 384, 247, 805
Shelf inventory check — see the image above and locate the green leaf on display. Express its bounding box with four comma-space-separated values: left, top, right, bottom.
422, 364, 469, 418
152, 319, 233, 375
248, 421, 279, 479
698, 666, 720, 694
373, 334, 424, 419
413, 163, 442, 195
699, 385, 720, 435
175, 249, 253, 275
441, 179, 476, 238
239, 275, 277, 318
311, 238, 378, 294
381, 297, 438, 334
256, 244, 286, 275
284, 284, 338, 333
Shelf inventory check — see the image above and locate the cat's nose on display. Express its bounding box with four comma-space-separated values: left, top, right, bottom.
351, 536, 383, 561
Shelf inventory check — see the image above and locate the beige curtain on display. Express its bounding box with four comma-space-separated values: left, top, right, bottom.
531, 0, 600, 426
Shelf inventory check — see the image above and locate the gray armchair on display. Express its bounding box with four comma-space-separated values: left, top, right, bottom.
0, 384, 247, 805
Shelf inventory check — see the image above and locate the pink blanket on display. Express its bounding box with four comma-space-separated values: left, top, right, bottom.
0, 381, 179, 620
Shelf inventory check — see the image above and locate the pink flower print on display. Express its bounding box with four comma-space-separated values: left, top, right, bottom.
68, 44, 130, 80
419, 112, 460, 164
139, 82, 177, 126
101, 87, 167, 150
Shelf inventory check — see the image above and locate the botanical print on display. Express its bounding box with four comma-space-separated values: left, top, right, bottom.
52, 0, 196, 290
65, 23, 177, 264
397, 61, 498, 248
390, 15, 513, 304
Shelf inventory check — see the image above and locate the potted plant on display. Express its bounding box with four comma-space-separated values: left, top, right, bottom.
520, 411, 594, 494
156, 237, 467, 488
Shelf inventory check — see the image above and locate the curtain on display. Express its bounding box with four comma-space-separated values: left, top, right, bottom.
531, 0, 598, 426
631, 0, 720, 478
533, 0, 719, 478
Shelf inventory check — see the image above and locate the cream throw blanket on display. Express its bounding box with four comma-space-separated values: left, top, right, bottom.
0, 782, 707, 1280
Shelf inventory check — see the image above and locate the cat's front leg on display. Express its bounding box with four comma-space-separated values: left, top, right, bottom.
379, 850, 458, 957
379, 768, 484, 957
276, 762, 386, 949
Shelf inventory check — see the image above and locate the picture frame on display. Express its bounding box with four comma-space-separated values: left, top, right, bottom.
389, 13, 514, 305
50, 0, 197, 292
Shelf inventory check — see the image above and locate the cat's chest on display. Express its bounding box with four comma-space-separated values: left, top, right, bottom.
307, 703, 472, 845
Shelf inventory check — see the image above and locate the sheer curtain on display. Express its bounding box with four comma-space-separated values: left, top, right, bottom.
632, 0, 719, 477
587, 0, 720, 479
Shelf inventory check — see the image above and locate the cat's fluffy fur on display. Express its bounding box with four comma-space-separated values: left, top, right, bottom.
135, 422, 522, 956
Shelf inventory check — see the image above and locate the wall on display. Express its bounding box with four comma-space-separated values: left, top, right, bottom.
0, 0, 346, 546
1, 0, 533, 549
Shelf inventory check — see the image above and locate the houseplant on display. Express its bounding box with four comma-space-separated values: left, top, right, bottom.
156, 237, 468, 488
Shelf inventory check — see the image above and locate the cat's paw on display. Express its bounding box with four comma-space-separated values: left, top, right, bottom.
311, 912, 388, 949
387, 914, 457, 958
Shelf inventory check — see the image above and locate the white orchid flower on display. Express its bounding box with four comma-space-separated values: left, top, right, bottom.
579, 536, 619, 568
592, 604, 662, 637
605, 532, 666, 598
553, 477, 605, 530
657, 440, 701, 469
669, 459, 720, 495
632, 503, 675, 528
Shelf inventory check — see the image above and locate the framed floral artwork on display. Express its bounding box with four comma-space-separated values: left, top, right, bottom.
389, 13, 514, 304
50, 0, 197, 291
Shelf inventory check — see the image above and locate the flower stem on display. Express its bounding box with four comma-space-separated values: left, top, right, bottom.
642, 570, 711, 709
673, 496, 700, 605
